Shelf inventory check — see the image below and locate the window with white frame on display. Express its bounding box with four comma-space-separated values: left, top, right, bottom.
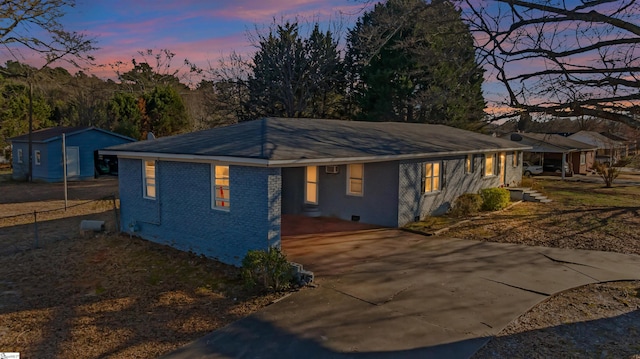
484, 153, 496, 176
465, 154, 473, 174
513, 151, 519, 167
347, 163, 363, 196
17, 149, 23, 163
580, 152, 586, 165
424, 162, 441, 193
143, 160, 156, 199
34, 150, 41, 165
305, 166, 318, 204
212, 165, 230, 209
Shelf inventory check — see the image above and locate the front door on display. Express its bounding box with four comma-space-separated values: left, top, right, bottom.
498, 152, 506, 186
66, 146, 80, 177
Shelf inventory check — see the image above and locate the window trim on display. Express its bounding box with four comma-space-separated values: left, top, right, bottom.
512, 151, 519, 167
484, 153, 497, 177
424, 161, 442, 193
347, 163, 364, 196
305, 166, 319, 205
34, 150, 41, 166
212, 164, 230, 211
580, 152, 586, 165
143, 160, 156, 200
17, 149, 23, 164
465, 154, 473, 174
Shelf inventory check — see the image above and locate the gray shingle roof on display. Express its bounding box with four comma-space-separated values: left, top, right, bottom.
103, 118, 531, 165
10, 126, 136, 143
10, 126, 91, 142
508, 133, 597, 153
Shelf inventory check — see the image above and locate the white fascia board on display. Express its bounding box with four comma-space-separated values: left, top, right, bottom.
98, 150, 269, 166
99, 146, 533, 168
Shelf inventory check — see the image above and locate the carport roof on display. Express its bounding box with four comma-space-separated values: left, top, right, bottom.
101, 118, 531, 166
507, 133, 597, 153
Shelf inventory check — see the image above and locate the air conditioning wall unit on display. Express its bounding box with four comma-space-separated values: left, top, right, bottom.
325, 165, 339, 174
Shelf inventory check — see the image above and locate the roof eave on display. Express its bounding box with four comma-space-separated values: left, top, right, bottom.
100, 146, 533, 167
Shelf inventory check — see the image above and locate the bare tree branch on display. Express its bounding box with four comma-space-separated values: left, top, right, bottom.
0, 0, 97, 70
460, 0, 640, 128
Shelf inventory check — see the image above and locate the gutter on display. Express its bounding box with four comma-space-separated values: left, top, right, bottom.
100, 146, 533, 168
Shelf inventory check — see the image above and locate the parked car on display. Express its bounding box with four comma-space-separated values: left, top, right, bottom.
522, 161, 543, 177
542, 159, 572, 175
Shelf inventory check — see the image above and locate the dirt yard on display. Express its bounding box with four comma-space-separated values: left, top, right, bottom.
0, 178, 282, 359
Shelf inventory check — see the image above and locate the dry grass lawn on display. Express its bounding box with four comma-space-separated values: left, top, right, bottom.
0, 235, 280, 359
0, 178, 282, 359
409, 175, 640, 255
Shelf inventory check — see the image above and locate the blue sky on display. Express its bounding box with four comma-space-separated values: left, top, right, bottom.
47, 0, 370, 78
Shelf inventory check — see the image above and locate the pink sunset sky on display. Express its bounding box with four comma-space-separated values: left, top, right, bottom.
3, 0, 626, 116
2, 0, 370, 79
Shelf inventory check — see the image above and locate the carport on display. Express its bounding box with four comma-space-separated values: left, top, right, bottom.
281, 214, 381, 237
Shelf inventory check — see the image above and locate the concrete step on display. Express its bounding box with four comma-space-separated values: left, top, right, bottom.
515, 188, 553, 203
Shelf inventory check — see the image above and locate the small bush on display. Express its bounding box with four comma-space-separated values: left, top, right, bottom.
480, 188, 511, 211
592, 161, 620, 188
241, 247, 294, 292
450, 193, 483, 217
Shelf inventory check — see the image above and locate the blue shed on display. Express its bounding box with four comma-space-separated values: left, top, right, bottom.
10, 126, 136, 182
102, 118, 531, 266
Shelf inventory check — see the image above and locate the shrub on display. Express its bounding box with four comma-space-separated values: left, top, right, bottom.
592, 161, 619, 188
450, 193, 483, 217
241, 247, 294, 292
480, 187, 511, 211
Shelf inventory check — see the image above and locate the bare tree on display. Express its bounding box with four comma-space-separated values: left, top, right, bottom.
1, 0, 96, 68
460, 0, 640, 128
1, 0, 96, 181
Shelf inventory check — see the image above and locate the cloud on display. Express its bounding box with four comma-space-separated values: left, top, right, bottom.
209, 0, 367, 22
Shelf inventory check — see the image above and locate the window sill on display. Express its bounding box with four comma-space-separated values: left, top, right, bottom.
423, 190, 442, 196
212, 207, 230, 213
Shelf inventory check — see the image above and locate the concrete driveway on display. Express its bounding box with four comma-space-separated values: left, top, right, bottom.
162, 229, 640, 359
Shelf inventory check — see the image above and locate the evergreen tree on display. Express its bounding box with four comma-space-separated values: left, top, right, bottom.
0, 82, 52, 149
346, 0, 485, 129
108, 92, 142, 139
246, 21, 346, 119
143, 85, 189, 137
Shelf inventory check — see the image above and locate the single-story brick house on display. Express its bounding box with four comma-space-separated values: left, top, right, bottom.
507, 132, 598, 176
10, 126, 136, 182
101, 118, 530, 265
